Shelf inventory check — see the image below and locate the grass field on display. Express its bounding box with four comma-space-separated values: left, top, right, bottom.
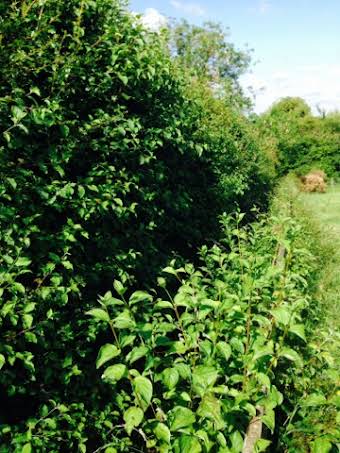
299, 184, 340, 362
299, 184, 340, 236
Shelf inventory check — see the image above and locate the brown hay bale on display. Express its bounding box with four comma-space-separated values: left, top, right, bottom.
309, 169, 326, 179
301, 171, 327, 193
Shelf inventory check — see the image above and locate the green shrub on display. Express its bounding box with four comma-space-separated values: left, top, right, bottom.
260, 97, 340, 177
0, 0, 274, 450
1, 205, 323, 451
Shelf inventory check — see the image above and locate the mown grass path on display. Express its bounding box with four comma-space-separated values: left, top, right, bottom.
300, 184, 340, 236
299, 183, 340, 360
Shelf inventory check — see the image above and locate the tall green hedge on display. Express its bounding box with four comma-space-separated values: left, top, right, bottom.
0, 0, 273, 450
260, 97, 340, 177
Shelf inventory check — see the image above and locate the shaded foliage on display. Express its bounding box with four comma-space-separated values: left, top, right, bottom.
0, 0, 274, 451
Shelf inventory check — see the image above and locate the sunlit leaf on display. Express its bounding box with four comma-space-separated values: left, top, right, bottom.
123, 406, 143, 435
96, 344, 121, 369
102, 364, 127, 383
86, 308, 110, 322
133, 376, 153, 411
170, 406, 195, 431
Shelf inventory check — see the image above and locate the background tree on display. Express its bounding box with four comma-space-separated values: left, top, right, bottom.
169, 20, 252, 108
259, 97, 340, 176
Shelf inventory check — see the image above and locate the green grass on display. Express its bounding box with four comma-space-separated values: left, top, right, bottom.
299, 184, 340, 236
298, 183, 340, 362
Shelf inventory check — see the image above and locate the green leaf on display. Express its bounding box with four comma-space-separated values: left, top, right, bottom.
255, 439, 271, 452
118, 74, 128, 85
216, 341, 232, 361
170, 406, 195, 431
177, 435, 202, 453
262, 408, 275, 433
230, 337, 245, 354
113, 310, 136, 329
127, 346, 148, 364
3, 254, 14, 264
154, 423, 171, 444
3, 131, 11, 143
162, 266, 178, 276
174, 363, 191, 379
62, 260, 73, 270
192, 366, 218, 396
113, 280, 126, 296
252, 342, 274, 361
129, 290, 152, 305
23, 314, 33, 329
22, 444, 32, 453
154, 300, 173, 310
6, 178, 17, 190
256, 372, 271, 389
302, 393, 327, 407
195, 430, 210, 450
78, 185, 85, 198
123, 406, 144, 435
279, 347, 303, 367
23, 303, 36, 313
173, 293, 190, 307
13, 282, 25, 294
169, 340, 187, 354
16, 257, 31, 267
11, 105, 26, 123
267, 385, 283, 407
29, 86, 41, 96
86, 308, 110, 322
133, 376, 153, 411
102, 364, 127, 383
271, 306, 291, 326
197, 393, 224, 430
217, 432, 227, 447
101, 291, 124, 306
0, 354, 5, 370
96, 344, 121, 369
230, 430, 244, 452
120, 334, 136, 348
311, 438, 332, 453
289, 324, 306, 341
162, 368, 179, 390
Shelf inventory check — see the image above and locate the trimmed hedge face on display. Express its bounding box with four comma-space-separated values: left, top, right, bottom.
0, 0, 273, 450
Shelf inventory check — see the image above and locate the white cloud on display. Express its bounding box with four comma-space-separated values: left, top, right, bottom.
140, 8, 168, 32
170, 0, 206, 17
242, 64, 340, 114
249, 0, 272, 15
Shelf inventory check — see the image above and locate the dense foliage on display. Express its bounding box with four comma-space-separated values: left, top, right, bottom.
0, 0, 273, 451
84, 202, 340, 453
259, 97, 340, 177
0, 0, 339, 451
168, 20, 251, 108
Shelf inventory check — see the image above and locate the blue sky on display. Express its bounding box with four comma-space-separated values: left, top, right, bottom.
130, 0, 340, 113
